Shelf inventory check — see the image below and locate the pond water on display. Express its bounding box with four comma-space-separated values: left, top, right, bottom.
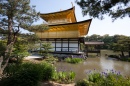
54, 51, 130, 81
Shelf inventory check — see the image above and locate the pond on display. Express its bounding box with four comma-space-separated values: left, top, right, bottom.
54, 50, 130, 81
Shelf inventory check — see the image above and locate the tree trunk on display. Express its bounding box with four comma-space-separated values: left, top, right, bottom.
0, 56, 9, 78
121, 51, 124, 57
129, 44, 130, 57
7, 17, 13, 45
0, 56, 3, 76
0, 17, 16, 77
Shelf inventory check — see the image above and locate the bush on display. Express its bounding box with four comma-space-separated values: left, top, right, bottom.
44, 56, 58, 64
120, 57, 130, 62
88, 72, 104, 83
1, 63, 41, 86
108, 55, 119, 58
40, 61, 55, 80
52, 71, 76, 84
76, 79, 93, 86
1, 62, 55, 86
65, 57, 83, 64
76, 70, 130, 86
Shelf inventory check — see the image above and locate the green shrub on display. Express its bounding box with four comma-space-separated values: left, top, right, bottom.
127, 58, 130, 62
76, 70, 130, 86
44, 56, 58, 63
39, 61, 55, 81
102, 73, 130, 86
108, 55, 119, 58
120, 57, 130, 62
7, 68, 40, 86
88, 72, 104, 83
65, 57, 83, 64
52, 71, 76, 84
1, 62, 55, 86
1, 63, 42, 86
76, 79, 93, 86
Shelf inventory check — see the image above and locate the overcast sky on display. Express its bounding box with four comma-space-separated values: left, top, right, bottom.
30, 0, 130, 36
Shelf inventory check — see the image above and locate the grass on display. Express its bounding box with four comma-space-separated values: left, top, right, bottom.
65, 57, 83, 64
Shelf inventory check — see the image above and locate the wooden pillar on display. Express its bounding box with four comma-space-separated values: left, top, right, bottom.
55, 39, 56, 51
78, 38, 80, 52
68, 39, 69, 52
61, 39, 63, 52
86, 45, 88, 57
128, 42, 130, 57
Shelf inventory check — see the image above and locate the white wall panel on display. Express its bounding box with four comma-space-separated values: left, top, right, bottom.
62, 48, 68, 51
69, 48, 78, 52
63, 43, 68, 47
69, 43, 78, 47
56, 43, 61, 47
56, 48, 61, 51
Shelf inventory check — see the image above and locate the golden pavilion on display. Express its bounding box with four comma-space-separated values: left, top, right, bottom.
35, 7, 92, 54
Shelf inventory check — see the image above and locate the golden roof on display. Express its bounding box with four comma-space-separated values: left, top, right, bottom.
40, 7, 77, 25
35, 19, 92, 38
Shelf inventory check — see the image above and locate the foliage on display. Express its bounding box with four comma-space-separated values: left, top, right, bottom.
0, 0, 38, 29
1, 62, 55, 86
0, 40, 6, 56
13, 40, 28, 55
39, 61, 55, 81
85, 34, 101, 41
76, 79, 93, 86
44, 56, 58, 64
85, 34, 130, 57
120, 57, 130, 62
11, 38, 30, 63
88, 72, 105, 85
110, 35, 130, 56
1, 63, 42, 86
85, 34, 105, 49
0, 0, 38, 46
108, 54, 130, 62
0, 28, 8, 34
40, 42, 53, 58
18, 33, 40, 52
76, 0, 130, 20
102, 34, 114, 49
1, 61, 76, 85
0, 0, 38, 76
52, 71, 76, 84
65, 57, 83, 64
108, 55, 119, 59
80, 43, 85, 51
28, 24, 49, 32
76, 70, 130, 86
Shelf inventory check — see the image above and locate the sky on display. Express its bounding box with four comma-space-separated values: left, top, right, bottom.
30, 0, 130, 36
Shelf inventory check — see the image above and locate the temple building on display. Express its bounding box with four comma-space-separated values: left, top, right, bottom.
35, 7, 92, 54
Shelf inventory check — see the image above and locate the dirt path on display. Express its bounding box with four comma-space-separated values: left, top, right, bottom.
40, 81, 75, 86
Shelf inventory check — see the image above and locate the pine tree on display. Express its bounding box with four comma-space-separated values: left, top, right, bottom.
0, 0, 38, 76
76, 0, 130, 20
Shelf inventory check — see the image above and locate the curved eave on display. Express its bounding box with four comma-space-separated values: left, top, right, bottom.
49, 19, 92, 27
47, 19, 92, 36
72, 6, 77, 22
35, 19, 92, 38
40, 7, 77, 22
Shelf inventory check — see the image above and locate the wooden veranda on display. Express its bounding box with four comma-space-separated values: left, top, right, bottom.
85, 41, 104, 56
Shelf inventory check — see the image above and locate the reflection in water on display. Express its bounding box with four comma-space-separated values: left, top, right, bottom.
100, 57, 114, 71
54, 57, 130, 81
